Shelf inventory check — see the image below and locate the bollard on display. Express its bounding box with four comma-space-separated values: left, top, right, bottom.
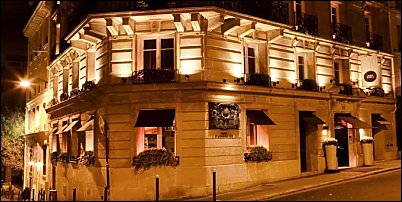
31, 189, 35, 201
72, 188, 76, 201
155, 175, 159, 201
212, 168, 216, 202
49, 190, 57, 201
103, 186, 107, 201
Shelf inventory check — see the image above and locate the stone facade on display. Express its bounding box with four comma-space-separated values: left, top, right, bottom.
23, 1, 400, 200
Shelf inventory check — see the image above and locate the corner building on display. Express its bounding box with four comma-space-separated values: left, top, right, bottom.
23, 1, 400, 200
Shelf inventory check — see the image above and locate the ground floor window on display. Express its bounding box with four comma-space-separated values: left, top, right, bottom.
143, 127, 175, 153
246, 123, 269, 149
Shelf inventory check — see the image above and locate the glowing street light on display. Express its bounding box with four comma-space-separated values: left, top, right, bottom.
20, 80, 32, 88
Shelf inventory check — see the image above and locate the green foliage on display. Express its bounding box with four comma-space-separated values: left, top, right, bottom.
245, 73, 271, 87
132, 149, 178, 173
1, 107, 25, 170
298, 79, 318, 91
244, 146, 272, 162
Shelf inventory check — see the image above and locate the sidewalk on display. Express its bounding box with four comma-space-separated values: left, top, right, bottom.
179, 160, 401, 201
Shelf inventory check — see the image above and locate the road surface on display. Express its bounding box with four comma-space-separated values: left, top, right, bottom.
270, 169, 401, 201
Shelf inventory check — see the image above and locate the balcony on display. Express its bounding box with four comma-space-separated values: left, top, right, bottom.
296, 79, 319, 92
131, 69, 176, 84
332, 23, 352, 44
366, 32, 384, 51
94, 1, 290, 25
294, 12, 318, 36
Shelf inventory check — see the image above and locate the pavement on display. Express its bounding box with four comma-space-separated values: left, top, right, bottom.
179, 160, 401, 201
2, 160, 399, 201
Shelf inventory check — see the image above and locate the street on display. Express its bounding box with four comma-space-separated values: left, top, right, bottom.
270, 169, 401, 201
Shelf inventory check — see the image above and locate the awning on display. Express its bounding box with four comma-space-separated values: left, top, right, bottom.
372, 114, 392, 125
56, 124, 69, 134
135, 109, 175, 127
246, 110, 275, 125
335, 113, 371, 129
52, 127, 58, 134
300, 111, 326, 125
77, 119, 94, 132
63, 120, 79, 132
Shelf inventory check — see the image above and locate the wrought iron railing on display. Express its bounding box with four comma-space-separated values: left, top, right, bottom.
294, 12, 318, 36
131, 69, 176, 84
366, 32, 384, 51
332, 23, 352, 44
94, 1, 290, 25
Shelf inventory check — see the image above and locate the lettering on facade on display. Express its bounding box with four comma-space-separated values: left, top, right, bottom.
213, 132, 235, 139
208, 102, 240, 129
363, 71, 377, 82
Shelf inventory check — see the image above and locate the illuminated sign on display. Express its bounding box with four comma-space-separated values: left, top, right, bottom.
363, 71, 377, 82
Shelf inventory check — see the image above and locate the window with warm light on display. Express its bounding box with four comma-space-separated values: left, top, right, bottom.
297, 56, 305, 80
138, 35, 174, 70
143, 127, 175, 153
246, 121, 269, 149
42, 145, 47, 175
334, 61, 341, 84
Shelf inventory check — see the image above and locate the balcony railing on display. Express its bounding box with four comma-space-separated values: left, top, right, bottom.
294, 12, 318, 36
332, 23, 352, 44
94, 1, 290, 25
366, 32, 384, 51
131, 69, 176, 84
296, 79, 319, 92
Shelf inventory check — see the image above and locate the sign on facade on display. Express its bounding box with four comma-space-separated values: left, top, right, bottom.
208, 102, 240, 129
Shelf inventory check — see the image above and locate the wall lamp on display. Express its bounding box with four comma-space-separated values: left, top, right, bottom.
223, 79, 227, 83
272, 81, 279, 87
234, 78, 243, 84
323, 125, 329, 130
319, 86, 326, 92
185, 75, 190, 80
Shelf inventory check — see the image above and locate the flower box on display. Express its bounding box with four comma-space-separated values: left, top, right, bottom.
244, 146, 272, 162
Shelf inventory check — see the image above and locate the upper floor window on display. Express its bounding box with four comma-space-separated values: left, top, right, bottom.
330, 2, 339, 24
138, 35, 174, 70
244, 43, 259, 81
365, 15, 372, 37
334, 61, 340, 84
297, 56, 305, 80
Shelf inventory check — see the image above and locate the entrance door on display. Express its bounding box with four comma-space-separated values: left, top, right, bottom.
335, 127, 349, 167
52, 166, 56, 190
299, 114, 307, 172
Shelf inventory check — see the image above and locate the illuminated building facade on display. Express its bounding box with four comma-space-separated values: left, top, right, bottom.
23, 1, 400, 200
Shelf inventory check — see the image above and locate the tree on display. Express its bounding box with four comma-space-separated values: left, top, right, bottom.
1, 107, 25, 171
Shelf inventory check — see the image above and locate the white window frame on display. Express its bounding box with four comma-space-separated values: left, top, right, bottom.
243, 42, 259, 77
297, 54, 307, 81
136, 34, 175, 71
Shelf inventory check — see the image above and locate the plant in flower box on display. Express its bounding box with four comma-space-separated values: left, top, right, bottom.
360, 136, 374, 144
132, 148, 179, 173
244, 146, 272, 162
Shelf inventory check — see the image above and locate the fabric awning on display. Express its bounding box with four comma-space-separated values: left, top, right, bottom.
63, 120, 79, 133
135, 109, 175, 127
246, 110, 275, 125
336, 113, 371, 129
77, 119, 94, 132
56, 124, 69, 134
372, 114, 392, 125
300, 111, 326, 125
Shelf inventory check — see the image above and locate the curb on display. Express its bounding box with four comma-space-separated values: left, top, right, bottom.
253, 166, 401, 201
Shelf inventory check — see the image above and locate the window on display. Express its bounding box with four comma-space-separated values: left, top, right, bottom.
52, 125, 59, 153
397, 25, 401, 51
246, 120, 269, 149
42, 146, 47, 175
85, 130, 94, 151
331, 5, 338, 24
143, 127, 175, 153
60, 121, 70, 153
139, 35, 175, 70
334, 61, 340, 84
244, 43, 258, 81
298, 56, 305, 80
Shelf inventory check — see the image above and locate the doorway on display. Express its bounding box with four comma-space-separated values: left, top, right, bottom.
299, 115, 307, 172
335, 126, 349, 167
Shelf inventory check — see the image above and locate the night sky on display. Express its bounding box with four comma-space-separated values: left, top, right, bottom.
1, 1, 34, 110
